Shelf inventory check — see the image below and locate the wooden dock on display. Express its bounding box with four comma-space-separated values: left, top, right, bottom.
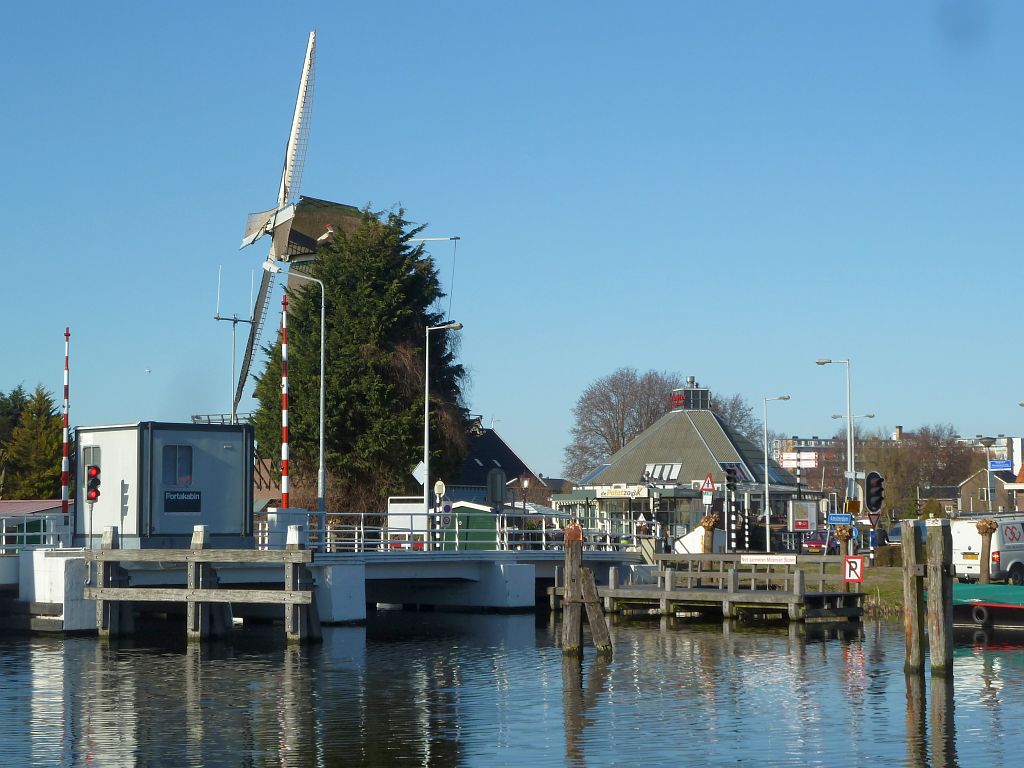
550, 553, 864, 623
83, 525, 322, 643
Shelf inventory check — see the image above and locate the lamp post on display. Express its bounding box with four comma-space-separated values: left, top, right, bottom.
763, 394, 790, 553
424, 321, 463, 518
980, 436, 995, 512
816, 359, 854, 505
264, 260, 327, 522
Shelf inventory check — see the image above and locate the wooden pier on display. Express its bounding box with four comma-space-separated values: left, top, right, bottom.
550, 553, 864, 623
83, 525, 322, 643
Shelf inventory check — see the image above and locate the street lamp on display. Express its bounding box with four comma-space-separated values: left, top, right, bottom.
424, 321, 463, 517
980, 436, 995, 512
263, 260, 327, 523
763, 394, 790, 553
816, 359, 855, 505
832, 413, 875, 420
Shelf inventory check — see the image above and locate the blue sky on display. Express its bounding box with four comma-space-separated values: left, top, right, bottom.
2, 2, 1021, 479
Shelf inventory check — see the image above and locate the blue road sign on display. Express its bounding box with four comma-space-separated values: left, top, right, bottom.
827, 513, 853, 526
990, 460, 1012, 471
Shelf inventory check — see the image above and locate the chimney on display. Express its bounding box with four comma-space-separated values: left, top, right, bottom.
893, 425, 903, 441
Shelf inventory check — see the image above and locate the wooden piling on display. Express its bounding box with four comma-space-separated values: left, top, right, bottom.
902, 518, 926, 675
925, 518, 954, 677
186, 525, 233, 641
96, 526, 133, 638
561, 537, 584, 655
285, 525, 322, 643
604, 566, 618, 613
580, 568, 612, 656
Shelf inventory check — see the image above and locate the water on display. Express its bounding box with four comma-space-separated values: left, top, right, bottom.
0, 613, 1021, 767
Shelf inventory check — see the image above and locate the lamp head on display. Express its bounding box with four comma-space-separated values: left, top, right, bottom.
815, 358, 831, 366
262, 259, 283, 274
779, 395, 791, 401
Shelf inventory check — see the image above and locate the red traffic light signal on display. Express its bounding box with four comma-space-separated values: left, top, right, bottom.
85, 465, 101, 502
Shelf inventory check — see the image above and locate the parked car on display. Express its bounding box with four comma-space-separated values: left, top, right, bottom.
952, 515, 1024, 584
801, 530, 839, 555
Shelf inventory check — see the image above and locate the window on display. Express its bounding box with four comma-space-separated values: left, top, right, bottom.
83, 446, 100, 478
980, 487, 990, 502
163, 445, 193, 486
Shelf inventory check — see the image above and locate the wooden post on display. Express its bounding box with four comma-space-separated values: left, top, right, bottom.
96, 526, 133, 638
722, 568, 738, 618
661, 566, 674, 614
187, 525, 233, 642
561, 533, 584, 655
925, 518, 954, 677
580, 568, 613, 656
788, 568, 806, 621
605, 566, 618, 613
902, 519, 926, 675
552, 565, 561, 611
285, 525, 322, 643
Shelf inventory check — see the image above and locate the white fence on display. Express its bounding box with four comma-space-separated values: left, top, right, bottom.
0, 514, 71, 553
256, 510, 665, 554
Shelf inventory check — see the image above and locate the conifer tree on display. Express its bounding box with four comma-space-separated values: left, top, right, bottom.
5, 385, 61, 499
252, 209, 468, 511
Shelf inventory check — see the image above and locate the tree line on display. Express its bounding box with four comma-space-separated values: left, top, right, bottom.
0, 385, 62, 499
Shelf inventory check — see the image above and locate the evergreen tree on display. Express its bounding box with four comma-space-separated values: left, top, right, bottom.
0, 385, 28, 446
252, 209, 468, 511
5, 385, 61, 499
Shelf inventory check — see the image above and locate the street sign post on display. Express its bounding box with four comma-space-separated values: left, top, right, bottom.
827, 512, 853, 526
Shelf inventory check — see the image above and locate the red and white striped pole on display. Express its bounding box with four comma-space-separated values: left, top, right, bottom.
280, 295, 289, 509
61, 327, 70, 524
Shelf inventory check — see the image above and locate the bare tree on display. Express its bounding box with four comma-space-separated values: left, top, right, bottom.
711, 393, 762, 446
562, 368, 683, 481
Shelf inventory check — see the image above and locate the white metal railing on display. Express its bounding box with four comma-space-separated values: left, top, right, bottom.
255, 511, 664, 554
0, 513, 72, 553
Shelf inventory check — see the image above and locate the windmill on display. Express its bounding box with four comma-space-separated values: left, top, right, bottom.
234, 31, 317, 415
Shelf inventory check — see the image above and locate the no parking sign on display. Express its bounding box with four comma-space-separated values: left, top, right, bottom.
844, 555, 865, 583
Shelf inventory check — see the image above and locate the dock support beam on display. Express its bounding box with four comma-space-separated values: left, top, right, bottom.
285, 525, 322, 643
186, 525, 233, 642
96, 526, 133, 638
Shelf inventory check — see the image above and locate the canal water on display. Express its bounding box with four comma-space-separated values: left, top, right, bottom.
0, 612, 1019, 767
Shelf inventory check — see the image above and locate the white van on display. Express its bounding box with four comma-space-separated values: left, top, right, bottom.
952, 516, 1024, 584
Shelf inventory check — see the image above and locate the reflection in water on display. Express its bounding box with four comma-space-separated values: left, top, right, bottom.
561, 653, 610, 767
4, 615, 1024, 765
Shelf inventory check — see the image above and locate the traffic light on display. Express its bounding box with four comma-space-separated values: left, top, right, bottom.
85, 465, 101, 502
865, 471, 884, 513
725, 466, 738, 493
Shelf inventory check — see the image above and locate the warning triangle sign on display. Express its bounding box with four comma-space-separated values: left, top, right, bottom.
700, 473, 716, 493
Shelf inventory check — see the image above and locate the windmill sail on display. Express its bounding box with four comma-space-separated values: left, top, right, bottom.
233, 31, 316, 414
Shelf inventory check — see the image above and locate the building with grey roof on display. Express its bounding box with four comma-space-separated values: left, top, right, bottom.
552, 378, 802, 544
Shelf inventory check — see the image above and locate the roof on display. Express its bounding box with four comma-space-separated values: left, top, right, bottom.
0, 500, 65, 516
958, 470, 1018, 489
452, 428, 538, 487
586, 408, 797, 489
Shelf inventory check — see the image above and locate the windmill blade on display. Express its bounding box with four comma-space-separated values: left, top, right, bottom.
233, 266, 274, 411
277, 30, 316, 209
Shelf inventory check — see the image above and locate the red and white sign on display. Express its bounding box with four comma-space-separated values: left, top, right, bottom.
794, 520, 809, 530
844, 556, 865, 583
700, 473, 716, 493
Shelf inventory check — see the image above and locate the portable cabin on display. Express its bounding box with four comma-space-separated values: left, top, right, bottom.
74, 422, 254, 549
